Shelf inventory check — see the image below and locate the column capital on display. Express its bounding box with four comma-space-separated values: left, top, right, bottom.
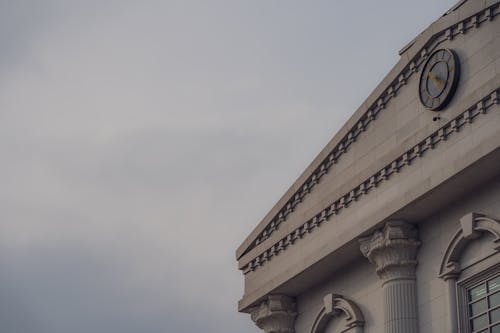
359, 221, 421, 282
250, 295, 297, 333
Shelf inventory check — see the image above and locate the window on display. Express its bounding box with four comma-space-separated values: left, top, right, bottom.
465, 274, 500, 333
440, 213, 500, 333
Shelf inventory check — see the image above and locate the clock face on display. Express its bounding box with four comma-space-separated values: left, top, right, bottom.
418, 48, 460, 111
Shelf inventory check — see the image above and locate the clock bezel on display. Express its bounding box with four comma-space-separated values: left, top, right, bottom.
418, 48, 460, 111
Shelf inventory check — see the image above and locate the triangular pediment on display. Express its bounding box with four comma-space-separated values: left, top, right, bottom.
236, 2, 500, 303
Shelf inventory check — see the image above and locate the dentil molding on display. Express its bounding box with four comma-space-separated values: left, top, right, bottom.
242, 88, 498, 275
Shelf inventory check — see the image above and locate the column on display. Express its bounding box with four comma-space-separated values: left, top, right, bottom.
440, 264, 461, 333
444, 276, 458, 333
250, 295, 297, 333
359, 221, 421, 333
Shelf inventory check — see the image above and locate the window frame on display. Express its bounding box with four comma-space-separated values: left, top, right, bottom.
457, 262, 500, 333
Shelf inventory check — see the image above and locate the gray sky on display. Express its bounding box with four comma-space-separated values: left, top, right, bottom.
1, 1, 457, 332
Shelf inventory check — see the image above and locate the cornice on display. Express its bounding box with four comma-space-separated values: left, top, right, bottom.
240, 87, 499, 274
237, 1, 500, 260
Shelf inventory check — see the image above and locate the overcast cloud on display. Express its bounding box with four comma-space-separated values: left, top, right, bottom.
1, 1, 457, 332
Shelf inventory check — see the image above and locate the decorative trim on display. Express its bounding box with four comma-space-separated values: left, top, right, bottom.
359, 221, 420, 282
250, 295, 297, 333
438, 213, 500, 280
310, 293, 364, 333
242, 2, 500, 257
242, 88, 499, 274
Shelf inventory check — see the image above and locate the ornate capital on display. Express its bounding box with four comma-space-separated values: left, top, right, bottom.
250, 295, 297, 333
359, 221, 421, 282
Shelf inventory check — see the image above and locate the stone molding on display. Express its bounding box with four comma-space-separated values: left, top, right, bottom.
310, 293, 364, 333
241, 87, 499, 274
438, 212, 500, 280
240, 2, 500, 259
250, 295, 297, 333
359, 221, 421, 282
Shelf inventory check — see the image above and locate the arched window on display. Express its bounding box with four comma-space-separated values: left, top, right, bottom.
310, 293, 364, 333
438, 213, 500, 333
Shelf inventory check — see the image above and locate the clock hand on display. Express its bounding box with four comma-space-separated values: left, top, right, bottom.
428, 71, 444, 89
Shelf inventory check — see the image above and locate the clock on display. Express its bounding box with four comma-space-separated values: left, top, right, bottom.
418, 48, 460, 111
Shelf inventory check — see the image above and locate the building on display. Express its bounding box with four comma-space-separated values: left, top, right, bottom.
235, 1, 500, 332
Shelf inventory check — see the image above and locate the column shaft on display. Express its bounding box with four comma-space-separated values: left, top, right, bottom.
384, 278, 418, 333
446, 278, 458, 333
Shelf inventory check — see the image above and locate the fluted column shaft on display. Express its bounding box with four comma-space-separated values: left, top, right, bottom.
384, 278, 418, 333
360, 221, 421, 333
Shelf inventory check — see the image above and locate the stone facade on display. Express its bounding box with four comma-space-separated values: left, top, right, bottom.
236, 1, 500, 332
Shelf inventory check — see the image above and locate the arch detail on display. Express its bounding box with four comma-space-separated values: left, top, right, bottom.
438, 213, 500, 280
310, 293, 364, 333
